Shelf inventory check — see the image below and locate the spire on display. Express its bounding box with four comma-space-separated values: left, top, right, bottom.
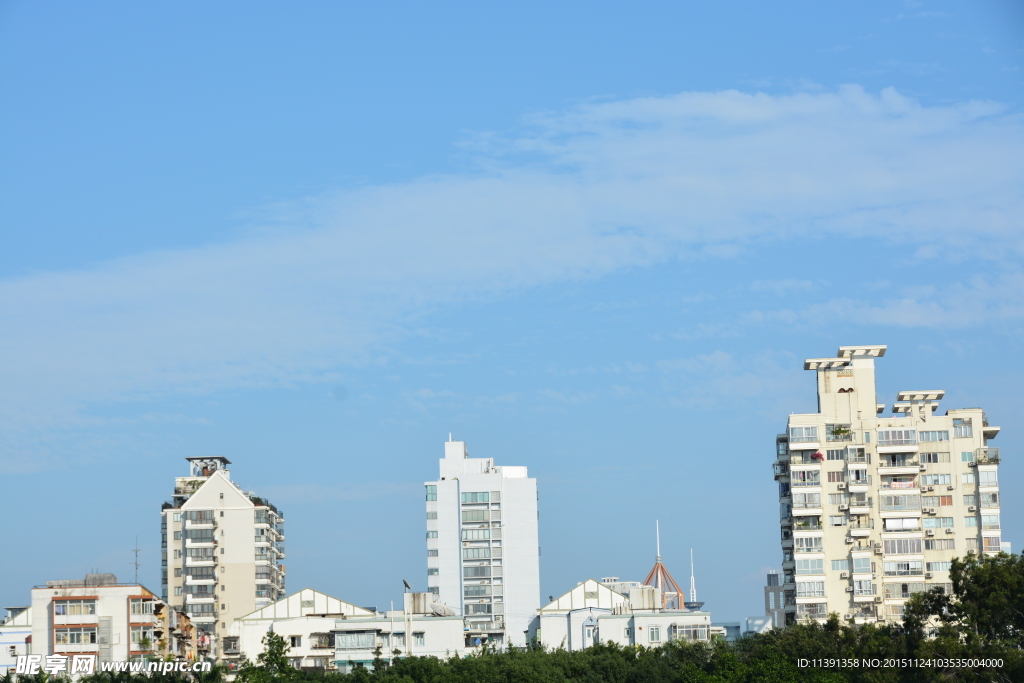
656, 520, 661, 561
689, 548, 697, 603
642, 521, 684, 610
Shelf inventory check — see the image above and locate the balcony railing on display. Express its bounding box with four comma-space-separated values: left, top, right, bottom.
849, 520, 874, 530
881, 481, 916, 490
975, 448, 1000, 465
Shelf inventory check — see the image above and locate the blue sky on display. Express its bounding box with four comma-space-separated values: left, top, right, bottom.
1, 1, 1022, 623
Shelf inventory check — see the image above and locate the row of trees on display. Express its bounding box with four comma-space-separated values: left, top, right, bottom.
5, 553, 1021, 683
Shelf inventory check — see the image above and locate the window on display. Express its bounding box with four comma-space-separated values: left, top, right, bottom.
463, 548, 491, 559
426, 512, 437, 520
289, 636, 301, 648
426, 531, 438, 539
877, 429, 916, 446
982, 514, 1000, 530
466, 604, 492, 615
624, 628, 632, 639
174, 568, 182, 577
186, 529, 214, 541
427, 568, 439, 575
922, 496, 953, 507
796, 582, 825, 597
425, 485, 437, 501
826, 449, 846, 461
464, 585, 491, 597
796, 559, 823, 575
796, 603, 826, 618
953, 418, 973, 438
884, 583, 926, 599
831, 560, 850, 571
864, 432, 870, 443
461, 510, 489, 522
461, 492, 489, 503
789, 426, 818, 443
55, 628, 98, 645
185, 510, 214, 522
884, 538, 922, 554
852, 557, 872, 574
963, 495, 977, 505
921, 473, 952, 486
463, 566, 491, 578
130, 599, 154, 615
978, 470, 998, 486
966, 538, 979, 551
414, 633, 425, 647
829, 516, 846, 527
826, 424, 852, 442
920, 452, 950, 463
131, 626, 155, 646
174, 587, 182, 596
980, 492, 999, 507
983, 537, 1002, 552
962, 473, 976, 484
884, 560, 924, 576
926, 562, 952, 572
854, 580, 875, 596
961, 451, 975, 462
336, 632, 375, 650
922, 517, 954, 529
848, 469, 870, 484
827, 472, 844, 483
964, 516, 978, 527
462, 529, 491, 540
918, 431, 949, 442
791, 470, 820, 487
174, 531, 182, 540
173, 513, 182, 522
648, 626, 661, 643
828, 493, 848, 505
54, 600, 96, 615
883, 517, 920, 531
925, 539, 955, 550
794, 536, 823, 553
768, 592, 775, 609
427, 550, 438, 557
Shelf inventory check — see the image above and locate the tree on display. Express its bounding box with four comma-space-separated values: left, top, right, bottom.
236, 631, 296, 683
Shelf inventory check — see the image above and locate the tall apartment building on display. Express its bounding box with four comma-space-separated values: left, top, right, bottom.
161, 457, 285, 657
774, 345, 1003, 625
424, 439, 540, 648
763, 572, 784, 628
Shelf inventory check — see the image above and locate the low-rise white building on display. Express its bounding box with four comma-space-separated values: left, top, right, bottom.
29, 573, 198, 665
534, 579, 711, 651
0, 607, 32, 674
226, 588, 375, 671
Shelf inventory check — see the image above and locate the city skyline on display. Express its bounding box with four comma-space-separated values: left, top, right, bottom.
2, 2, 1022, 626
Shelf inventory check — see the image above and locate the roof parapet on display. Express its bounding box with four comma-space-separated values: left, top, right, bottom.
896, 390, 945, 402
803, 358, 850, 371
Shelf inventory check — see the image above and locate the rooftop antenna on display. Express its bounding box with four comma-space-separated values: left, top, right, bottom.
132, 536, 142, 585
689, 548, 697, 604
655, 520, 661, 561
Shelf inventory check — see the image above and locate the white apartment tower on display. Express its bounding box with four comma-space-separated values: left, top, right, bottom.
161, 457, 285, 657
424, 440, 540, 648
775, 345, 1003, 626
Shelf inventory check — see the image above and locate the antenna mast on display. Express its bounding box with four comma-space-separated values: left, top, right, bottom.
132, 536, 142, 585
656, 520, 661, 560
689, 548, 697, 603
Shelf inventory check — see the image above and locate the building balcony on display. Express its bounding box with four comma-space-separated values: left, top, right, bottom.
185, 576, 216, 585
184, 519, 216, 530
878, 466, 919, 476
185, 557, 217, 567
880, 482, 918, 491
185, 539, 217, 548
975, 448, 1000, 465
54, 644, 100, 654
187, 596, 216, 604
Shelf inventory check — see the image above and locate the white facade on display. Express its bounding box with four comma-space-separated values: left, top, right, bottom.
535, 579, 711, 651
776, 345, 1004, 625
161, 456, 286, 656
27, 575, 188, 664
424, 440, 540, 648
0, 607, 32, 673
227, 589, 374, 670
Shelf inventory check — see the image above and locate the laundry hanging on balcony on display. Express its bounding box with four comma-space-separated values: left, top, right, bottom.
811, 451, 825, 461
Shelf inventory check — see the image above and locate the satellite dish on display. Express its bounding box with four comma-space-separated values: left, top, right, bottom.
403, 579, 412, 591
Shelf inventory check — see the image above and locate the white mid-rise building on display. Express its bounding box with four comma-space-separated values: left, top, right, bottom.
0, 607, 32, 674
775, 345, 1003, 625
161, 456, 286, 657
424, 439, 540, 648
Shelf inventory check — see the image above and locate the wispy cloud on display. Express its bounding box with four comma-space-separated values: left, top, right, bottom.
1, 86, 1021, 456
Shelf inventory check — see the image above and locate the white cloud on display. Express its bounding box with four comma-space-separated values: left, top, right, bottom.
1, 86, 1022, 450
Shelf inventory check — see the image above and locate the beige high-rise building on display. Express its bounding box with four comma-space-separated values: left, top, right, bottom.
161, 457, 285, 657
775, 345, 1003, 626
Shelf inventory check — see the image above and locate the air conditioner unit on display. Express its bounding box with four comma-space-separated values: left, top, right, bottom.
873, 542, 882, 549
927, 486, 934, 492
945, 528, 954, 534
845, 537, 854, 544
919, 464, 927, 471
840, 571, 849, 579
843, 613, 852, 620
874, 547, 883, 554
968, 461, 977, 467
947, 485, 955, 491
968, 506, 977, 512
839, 504, 849, 511
926, 530, 935, 536
845, 586, 854, 592
925, 573, 933, 579
874, 597, 883, 603
929, 507, 938, 514
837, 483, 846, 490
